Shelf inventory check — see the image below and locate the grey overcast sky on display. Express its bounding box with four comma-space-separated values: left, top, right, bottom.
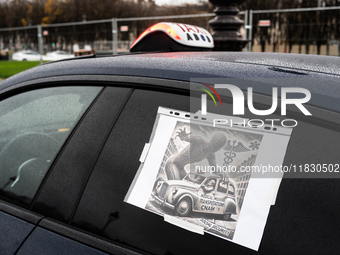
155, 0, 207, 6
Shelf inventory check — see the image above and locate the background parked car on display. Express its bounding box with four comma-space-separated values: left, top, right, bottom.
12, 50, 41, 61
43, 50, 74, 61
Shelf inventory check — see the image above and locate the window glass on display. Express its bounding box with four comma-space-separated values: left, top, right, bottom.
217, 180, 228, 193
0, 86, 102, 205
228, 184, 235, 196
72, 88, 340, 254
184, 174, 204, 185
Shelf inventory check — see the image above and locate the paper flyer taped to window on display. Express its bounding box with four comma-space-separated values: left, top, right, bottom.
125, 107, 292, 251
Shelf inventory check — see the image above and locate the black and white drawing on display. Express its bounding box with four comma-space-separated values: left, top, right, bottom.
147, 121, 263, 240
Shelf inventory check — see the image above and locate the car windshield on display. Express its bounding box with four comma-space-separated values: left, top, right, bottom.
183, 173, 204, 185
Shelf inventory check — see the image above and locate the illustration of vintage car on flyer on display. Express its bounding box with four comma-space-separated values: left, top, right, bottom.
146, 121, 263, 240
152, 173, 237, 220
125, 107, 293, 249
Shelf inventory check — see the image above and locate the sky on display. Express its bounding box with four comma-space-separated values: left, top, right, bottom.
155, 0, 207, 6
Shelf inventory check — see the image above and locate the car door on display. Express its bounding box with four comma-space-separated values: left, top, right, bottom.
0, 202, 40, 255
0, 84, 135, 254
213, 179, 229, 215
70, 86, 194, 255
2, 74, 340, 255
68, 78, 340, 255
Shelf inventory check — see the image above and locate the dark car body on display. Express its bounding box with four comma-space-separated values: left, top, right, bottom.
0, 52, 340, 255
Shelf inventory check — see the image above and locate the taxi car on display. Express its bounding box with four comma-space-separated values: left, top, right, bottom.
0, 22, 340, 255
153, 173, 237, 219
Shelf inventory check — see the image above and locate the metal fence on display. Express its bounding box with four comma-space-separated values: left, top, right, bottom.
0, 13, 220, 63
247, 6, 340, 56
2, 6, 340, 63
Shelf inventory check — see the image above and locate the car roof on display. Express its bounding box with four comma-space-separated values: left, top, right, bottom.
3, 52, 340, 82
1, 52, 340, 112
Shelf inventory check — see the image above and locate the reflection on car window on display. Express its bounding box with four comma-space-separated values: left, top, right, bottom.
184, 173, 204, 184
217, 180, 228, 193
0, 86, 102, 206
228, 184, 235, 196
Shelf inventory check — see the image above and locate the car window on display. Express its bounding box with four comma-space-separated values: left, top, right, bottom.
72, 88, 192, 254
184, 173, 204, 184
71, 87, 340, 254
217, 180, 228, 193
228, 184, 235, 196
0, 86, 102, 205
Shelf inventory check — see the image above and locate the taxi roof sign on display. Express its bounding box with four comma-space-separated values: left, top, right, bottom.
130, 22, 214, 52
